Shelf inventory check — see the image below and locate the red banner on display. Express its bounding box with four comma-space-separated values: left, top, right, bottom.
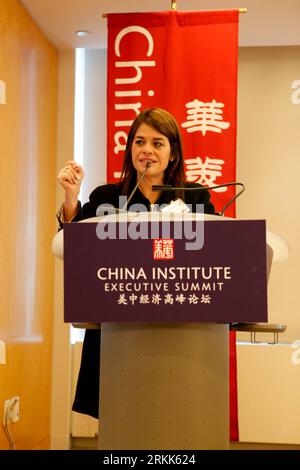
107, 10, 239, 216
107, 11, 239, 441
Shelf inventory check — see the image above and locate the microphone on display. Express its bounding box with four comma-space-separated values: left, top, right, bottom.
152, 182, 246, 216
122, 160, 152, 211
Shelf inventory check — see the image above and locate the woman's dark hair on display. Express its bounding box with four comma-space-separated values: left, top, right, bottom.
120, 108, 185, 199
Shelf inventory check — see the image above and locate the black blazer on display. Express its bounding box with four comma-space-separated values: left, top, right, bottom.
72, 182, 215, 418
72, 181, 215, 223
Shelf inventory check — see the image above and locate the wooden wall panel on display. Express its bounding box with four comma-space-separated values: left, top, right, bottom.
0, 0, 57, 450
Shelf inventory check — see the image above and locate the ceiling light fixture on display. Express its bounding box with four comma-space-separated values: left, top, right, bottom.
75, 30, 91, 37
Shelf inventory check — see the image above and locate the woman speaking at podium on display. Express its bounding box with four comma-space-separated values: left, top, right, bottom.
57, 108, 215, 419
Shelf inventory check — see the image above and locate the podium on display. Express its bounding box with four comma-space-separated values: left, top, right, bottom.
52, 212, 288, 450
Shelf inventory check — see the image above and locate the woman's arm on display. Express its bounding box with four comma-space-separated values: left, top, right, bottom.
57, 160, 84, 222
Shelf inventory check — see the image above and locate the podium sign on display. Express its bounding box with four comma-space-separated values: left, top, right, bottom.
64, 219, 268, 323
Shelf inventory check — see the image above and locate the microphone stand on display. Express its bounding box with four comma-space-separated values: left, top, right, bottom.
218, 185, 245, 216
122, 161, 151, 211
152, 182, 246, 216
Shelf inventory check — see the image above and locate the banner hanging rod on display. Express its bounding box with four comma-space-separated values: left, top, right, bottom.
102, 8, 247, 18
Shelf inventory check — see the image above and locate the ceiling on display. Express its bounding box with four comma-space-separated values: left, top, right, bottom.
20, 0, 300, 50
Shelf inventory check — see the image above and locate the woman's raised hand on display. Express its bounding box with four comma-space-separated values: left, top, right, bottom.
57, 161, 84, 221
57, 160, 84, 199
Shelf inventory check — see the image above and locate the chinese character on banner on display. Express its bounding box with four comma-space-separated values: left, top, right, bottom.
181, 99, 230, 136
153, 239, 174, 260
185, 157, 227, 192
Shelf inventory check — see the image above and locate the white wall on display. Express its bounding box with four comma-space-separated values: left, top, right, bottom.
236, 46, 300, 443
237, 46, 300, 340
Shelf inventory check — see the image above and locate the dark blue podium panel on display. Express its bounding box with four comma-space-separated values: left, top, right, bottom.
64, 220, 267, 323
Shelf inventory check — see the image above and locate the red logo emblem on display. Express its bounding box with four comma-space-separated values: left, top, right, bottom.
153, 239, 174, 260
